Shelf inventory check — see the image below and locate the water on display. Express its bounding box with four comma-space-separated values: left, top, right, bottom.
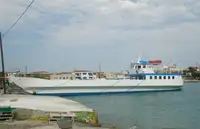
66, 83, 200, 129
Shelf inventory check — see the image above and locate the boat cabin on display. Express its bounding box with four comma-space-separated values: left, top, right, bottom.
128, 60, 182, 80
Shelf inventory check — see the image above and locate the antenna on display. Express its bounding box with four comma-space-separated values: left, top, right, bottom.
137, 52, 142, 63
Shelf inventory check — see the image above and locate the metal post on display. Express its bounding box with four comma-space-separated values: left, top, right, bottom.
25, 65, 27, 76
98, 62, 101, 79
0, 32, 6, 94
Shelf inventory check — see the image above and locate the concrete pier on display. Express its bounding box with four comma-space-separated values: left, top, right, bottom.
0, 94, 115, 129
0, 121, 112, 129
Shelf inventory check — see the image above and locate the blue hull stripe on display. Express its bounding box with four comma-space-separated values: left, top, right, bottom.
35, 88, 182, 97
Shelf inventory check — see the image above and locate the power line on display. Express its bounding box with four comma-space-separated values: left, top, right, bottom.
2, 0, 35, 38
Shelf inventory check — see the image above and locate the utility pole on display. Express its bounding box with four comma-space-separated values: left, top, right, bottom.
25, 65, 27, 76
0, 32, 6, 94
98, 62, 101, 79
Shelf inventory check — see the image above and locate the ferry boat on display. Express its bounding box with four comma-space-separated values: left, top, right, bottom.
8, 59, 184, 96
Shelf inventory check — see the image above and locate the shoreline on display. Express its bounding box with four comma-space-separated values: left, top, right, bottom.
184, 80, 200, 83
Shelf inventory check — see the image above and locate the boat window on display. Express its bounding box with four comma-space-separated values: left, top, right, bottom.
83, 73, 87, 75
168, 76, 170, 79
59, 77, 61, 79
163, 76, 166, 79
83, 77, 87, 80
150, 76, 152, 79
143, 65, 146, 68
63, 77, 65, 79
172, 76, 175, 79
138, 65, 141, 69
159, 76, 162, 79
154, 76, 157, 79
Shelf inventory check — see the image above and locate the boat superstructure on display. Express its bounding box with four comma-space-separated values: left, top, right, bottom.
8, 59, 184, 96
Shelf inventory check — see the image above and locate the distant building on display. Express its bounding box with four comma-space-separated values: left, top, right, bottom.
73, 70, 96, 80
30, 71, 50, 75
50, 70, 97, 80
104, 73, 126, 79
29, 71, 51, 79
154, 65, 183, 74
50, 72, 75, 80
105, 73, 115, 79
93, 72, 105, 78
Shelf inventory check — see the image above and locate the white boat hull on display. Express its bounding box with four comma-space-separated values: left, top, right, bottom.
9, 76, 183, 96
26, 87, 182, 96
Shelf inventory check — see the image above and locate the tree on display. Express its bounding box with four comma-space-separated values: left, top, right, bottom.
188, 67, 197, 73
192, 72, 200, 79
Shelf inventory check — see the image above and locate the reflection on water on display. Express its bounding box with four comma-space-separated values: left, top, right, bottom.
67, 83, 200, 129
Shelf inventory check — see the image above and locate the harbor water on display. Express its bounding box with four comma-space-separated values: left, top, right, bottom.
67, 82, 200, 129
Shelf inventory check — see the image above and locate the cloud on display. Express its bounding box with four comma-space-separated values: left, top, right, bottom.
40, 0, 200, 46
1, 0, 200, 72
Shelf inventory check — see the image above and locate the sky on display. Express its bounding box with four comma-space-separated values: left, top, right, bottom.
0, 0, 200, 73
